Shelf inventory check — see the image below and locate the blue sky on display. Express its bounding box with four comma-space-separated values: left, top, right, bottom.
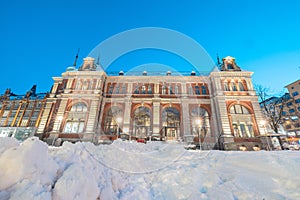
0, 0, 299, 95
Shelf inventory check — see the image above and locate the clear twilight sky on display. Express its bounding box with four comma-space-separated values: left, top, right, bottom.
0, 0, 299, 95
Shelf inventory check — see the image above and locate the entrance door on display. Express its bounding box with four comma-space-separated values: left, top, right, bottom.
165, 127, 177, 140
134, 126, 148, 139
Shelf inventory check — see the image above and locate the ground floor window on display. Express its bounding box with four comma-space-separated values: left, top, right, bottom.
64, 121, 85, 133
230, 104, 255, 137
190, 107, 210, 139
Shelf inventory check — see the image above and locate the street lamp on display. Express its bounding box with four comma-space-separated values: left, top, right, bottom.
116, 117, 122, 138
260, 120, 271, 150
196, 118, 202, 151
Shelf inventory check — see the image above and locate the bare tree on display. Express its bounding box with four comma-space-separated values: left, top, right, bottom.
255, 85, 287, 133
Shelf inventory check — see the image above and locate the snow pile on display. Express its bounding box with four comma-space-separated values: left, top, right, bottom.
0, 137, 300, 200
0, 137, 58, 200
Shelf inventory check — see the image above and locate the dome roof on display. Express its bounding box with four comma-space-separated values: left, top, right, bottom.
66, 66, 76, 72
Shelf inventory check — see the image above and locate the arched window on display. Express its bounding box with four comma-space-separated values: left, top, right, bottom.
141, 85, 146, 94
195, 85, 200, 95
108, 84, 114, 94
191, 107, 210, 138
201, 85, 207, 94
64, 103, 88, 133
71, 102, 87, 112
168, 85, 173, 94
238, 82, 245, 91
122, 85, 127, 94
148, 85, 153, 94
162, 107, 180, 140
231, 82, 237, 91
188, 85, 193, 95
162, 85, 166, 95
229, 104, 254, 137
174, 85, 179, 95
224, 82, 229, 91
115, 84, 120, 94
133, 106, 151, 138
134, 86, 139, 94
103, 106, 123, 135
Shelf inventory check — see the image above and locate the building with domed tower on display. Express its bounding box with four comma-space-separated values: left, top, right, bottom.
35, 55, 267, 150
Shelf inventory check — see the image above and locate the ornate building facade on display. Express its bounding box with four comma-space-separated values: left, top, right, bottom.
36, 56, 266, 150
0, 85, 48, 140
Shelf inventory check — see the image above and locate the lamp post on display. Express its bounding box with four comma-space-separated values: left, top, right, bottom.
196, 118, 202, 151
260, 120, 270, 151
116, 117, 122, 138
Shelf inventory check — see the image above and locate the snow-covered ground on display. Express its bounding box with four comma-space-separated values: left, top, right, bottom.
0, 137, 299, 200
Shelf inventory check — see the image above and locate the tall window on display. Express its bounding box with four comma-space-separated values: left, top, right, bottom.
238, 82, 245, 91
168, 85, 173, 94
162, 107, 180, 127
231, 82, 237, 91
224, 82, 229, 91
115, 84, 120, 94
108, 85, 114, 94
174, 85, 179, 95
133, 107, 151, 138
191, 107, 210, 138
64, 103, 87, 133
162, 107, 180, 140
142, 85, 146, 94
201, 85, 207, 94
134, 86, 139, 94
148, 85, 153, 94
103, 106, 123, 135
162, 85, 166, 95
188, 85, 193, 95
122, 85, 127, 94
195, 86, 200, 95
229, 104, 254, 137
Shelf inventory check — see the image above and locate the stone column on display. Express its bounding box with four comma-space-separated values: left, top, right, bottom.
85, 99, 99, 133
53, 99, 67, 132
36, 101, 54, 135
152, 99, 160, 135
182, 102, 191, 138
123, 97, 132, 134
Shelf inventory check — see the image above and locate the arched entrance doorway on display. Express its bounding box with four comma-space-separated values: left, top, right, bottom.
103, 106, 123, 136
190, 107, 210, 140
162, 107, 180, 140
132, 106, 151, 139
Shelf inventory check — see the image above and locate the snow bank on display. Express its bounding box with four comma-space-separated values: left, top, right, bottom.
0, 137, 58, 200
0, 137, 19, 154
0, 137, 300, 200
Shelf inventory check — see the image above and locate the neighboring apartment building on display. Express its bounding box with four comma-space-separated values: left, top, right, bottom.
283, 79, 300, 136
36, 56, 266, 150
259, 79, 300, 138
0, 85, 48, 140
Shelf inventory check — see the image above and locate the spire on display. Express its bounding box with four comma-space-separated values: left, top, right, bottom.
217, 53, 221, 66
73, 48, 80, 67
96, 54, 100, 65
30, 85, 37, 96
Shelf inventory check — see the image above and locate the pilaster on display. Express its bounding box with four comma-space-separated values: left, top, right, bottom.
152, 99, 160, 135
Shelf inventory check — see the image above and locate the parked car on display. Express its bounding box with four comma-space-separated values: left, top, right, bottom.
282, 143, 300, 150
